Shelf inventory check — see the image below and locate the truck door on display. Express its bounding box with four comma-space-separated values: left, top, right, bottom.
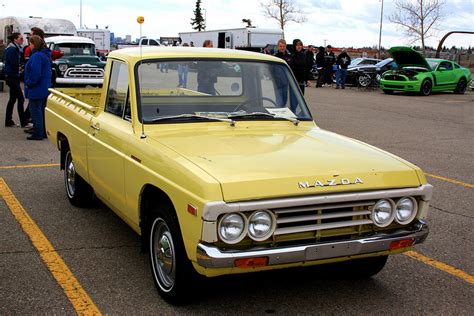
225, 32, 232, 49
218, 32, 226, 48
87, 60, 132, 214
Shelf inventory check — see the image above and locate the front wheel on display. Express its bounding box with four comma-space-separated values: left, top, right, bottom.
64, 150, 94, 207
357, 74, 371, 87
454, 78, 467, 94
149, 205, 198, 304
420, 79, 432, 96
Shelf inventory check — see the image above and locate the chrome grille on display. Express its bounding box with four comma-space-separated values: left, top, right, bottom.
272, 201, 375, 236
64, 67, 104, 78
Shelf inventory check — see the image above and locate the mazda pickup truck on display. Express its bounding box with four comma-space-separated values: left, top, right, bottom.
45, 47, 433, 304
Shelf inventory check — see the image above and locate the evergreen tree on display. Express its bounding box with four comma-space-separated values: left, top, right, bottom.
191, 0, 206, 31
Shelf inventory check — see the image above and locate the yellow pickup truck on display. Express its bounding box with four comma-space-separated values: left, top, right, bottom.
46, 47, 432, 304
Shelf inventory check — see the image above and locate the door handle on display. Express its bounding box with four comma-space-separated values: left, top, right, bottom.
90, 123, 101, 131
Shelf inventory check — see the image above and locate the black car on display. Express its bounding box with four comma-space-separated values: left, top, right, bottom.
345, 58, 397, 87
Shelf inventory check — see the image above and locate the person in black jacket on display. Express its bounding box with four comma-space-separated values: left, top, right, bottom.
305, 45, 315, 87
335, 49, 351, 89
274, 39, 291, 64
315, 46, 325, 87
4, 33, 28, 127
324, 45, 336, 85
289, 39, 308, 95
273, 39, 291, 107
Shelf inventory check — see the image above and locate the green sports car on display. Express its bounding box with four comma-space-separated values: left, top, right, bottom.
380, 46, 472, 96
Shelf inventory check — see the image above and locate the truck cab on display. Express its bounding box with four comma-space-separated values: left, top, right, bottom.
46, 36, 106, 86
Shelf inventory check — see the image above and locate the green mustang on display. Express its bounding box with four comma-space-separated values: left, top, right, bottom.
380, 46, 472, 96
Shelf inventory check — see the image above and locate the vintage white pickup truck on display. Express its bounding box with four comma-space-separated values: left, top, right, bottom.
45, 47, 432, 304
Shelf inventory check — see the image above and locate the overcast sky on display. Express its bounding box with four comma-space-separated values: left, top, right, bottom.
1, 0, 473, 48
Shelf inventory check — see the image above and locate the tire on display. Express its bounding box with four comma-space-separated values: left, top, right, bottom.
454, 78, 467, 94
383, 89, 393, 94
420, 79, 432, 96
357, 74, 371, 87
149, 204, 198, 305
64, 150, 94, 207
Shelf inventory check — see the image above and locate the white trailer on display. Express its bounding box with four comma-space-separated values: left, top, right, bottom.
0, 16, 77, 43
77, 29, 111, 53
179, 27, 284, 49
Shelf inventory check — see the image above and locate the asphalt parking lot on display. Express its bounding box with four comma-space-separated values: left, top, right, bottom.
1, 84, 473, 314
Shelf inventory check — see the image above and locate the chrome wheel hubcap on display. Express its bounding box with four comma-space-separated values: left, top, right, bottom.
151, 219, 176, 291
66, 154, 76, 197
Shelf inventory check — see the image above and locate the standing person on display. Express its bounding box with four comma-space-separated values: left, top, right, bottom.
289, 39, 308, 113
324, 45, 336, 86
289, 39, 308, 95
335, 49, 351, 89
315, 46, 325, 87
273, 39, 291, 106
177, 43, 189, 88
23, 35, 52, 140
197, 40, 217, 95
24, 27, 45, 62
4, 33, 28, 127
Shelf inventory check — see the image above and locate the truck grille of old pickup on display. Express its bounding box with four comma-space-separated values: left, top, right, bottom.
271, 201, 377, 242
64, 67, 105, 78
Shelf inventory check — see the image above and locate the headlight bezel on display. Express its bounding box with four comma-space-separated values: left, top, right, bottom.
247, 210, 276, 242
371, 199, 396, 227
395, 197, 418, 225
58, 63, 68, 72
217, 212, 247, 244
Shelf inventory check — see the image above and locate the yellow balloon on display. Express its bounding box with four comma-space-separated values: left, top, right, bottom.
137, 16, 145, 24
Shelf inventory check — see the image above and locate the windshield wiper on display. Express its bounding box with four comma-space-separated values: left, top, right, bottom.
144, 114, 235, 125
227, 112, 300, 125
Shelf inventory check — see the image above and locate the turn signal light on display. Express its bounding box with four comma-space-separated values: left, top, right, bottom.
390, 239, 414, 251
234, 257, 269, 268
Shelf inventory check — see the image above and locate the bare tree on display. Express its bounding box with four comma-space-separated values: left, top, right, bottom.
389, 0, 445, 53
260, 0, 307, 31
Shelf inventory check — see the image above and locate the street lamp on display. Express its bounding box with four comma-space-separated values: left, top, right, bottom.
378, 0, 384, 59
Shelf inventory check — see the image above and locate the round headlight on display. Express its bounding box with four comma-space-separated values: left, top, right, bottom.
395, 197, 417, 224
371, 199, 395, 227
218, 213, 247, 244
248, 210, 275, 241
58, 64, 68, 72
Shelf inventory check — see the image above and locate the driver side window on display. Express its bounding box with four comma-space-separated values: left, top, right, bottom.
105, 61, 130, 120
438, 61, 453, 71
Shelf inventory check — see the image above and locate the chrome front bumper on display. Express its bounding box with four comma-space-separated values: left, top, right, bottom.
197, 220, 428, 269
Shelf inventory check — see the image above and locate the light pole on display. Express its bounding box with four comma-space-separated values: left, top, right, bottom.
79, 0, 83, 28
378, 0, 384, 59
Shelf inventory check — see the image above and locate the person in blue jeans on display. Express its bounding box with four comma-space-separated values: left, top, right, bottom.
4, 32, 28, 127
23, 35, 52, 140
335, 49, 351, 89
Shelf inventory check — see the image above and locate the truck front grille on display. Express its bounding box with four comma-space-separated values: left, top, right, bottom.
64, 67, 104, 78
273, 201, 374, 236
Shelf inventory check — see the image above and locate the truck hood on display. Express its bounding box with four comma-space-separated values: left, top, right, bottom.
148, 127, 421, 201
388, 46, 431, 70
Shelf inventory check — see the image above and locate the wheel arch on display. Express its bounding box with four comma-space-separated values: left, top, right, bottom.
139, 184, 177, 252
58, 133, 69, 170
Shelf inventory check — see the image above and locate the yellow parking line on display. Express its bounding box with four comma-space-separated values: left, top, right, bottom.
405, 251, 474, 285
0, 177, 101, 315
425, 173, 474, 189
0, 163, 60, 169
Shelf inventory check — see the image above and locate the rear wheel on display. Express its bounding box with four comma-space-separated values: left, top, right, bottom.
420, 79, 432, 96
64, 150, 94, 207
149, 203, 198, 305
454, 78, 467, 94
357, 74, 371, 87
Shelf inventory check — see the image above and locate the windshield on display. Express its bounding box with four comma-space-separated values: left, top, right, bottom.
53, 43, 96, 56
375, 58, 394, 67
136, 59, 312, 124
